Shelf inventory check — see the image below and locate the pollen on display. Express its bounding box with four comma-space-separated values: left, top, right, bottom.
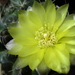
35, 26, 57, 48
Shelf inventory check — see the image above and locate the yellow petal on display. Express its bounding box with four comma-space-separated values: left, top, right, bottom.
64, 26, 75, 37
9, 27, 33, 39
56, 20, 75, 40
9, 27, 37, 45
61, 64, 70, 73
65, 14, 75, 20
28, 49, 45, 70
14, 35, 37, 45
57, 30, 68, 40
57, 20, 75, 34
18, 45, 39, 57
59, 37, 75, 45
44, 47, 56, 65
18, 14, 37, 34
54, 43, 66, 51
32, 1, 46, 22
46, 4, 56, 30
49, 59, 62, 73
8, 23, 18, 28
28, 11, 43, 29
37, 60, 49, 73
53, 4, 69, 32
18, 10, 27, 15
56, 4, 68, 22
44, 49, 62, 73
54, 47, 70, 66
8, 44, 23, 55
37, 49, 45, 61
66, 44, 75, 54
14, 57, 28, 69
44, 0, 53, 11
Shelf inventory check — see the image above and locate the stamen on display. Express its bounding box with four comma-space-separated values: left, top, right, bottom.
35, 26, 57, 48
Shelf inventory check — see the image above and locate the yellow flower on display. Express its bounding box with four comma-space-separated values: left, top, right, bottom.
8, 0, 75, 73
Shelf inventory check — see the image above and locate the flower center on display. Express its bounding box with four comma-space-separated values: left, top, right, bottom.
35, 26, 57, 48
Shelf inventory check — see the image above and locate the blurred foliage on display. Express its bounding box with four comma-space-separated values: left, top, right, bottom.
0, 0, 39, 32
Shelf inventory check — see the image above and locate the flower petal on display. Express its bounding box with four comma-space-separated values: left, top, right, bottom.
9, 27, 37, 45
28, 11, 43, 28
44, 48, 62, 72
46, 4, 56, 30
66, 44, 75, 54
18, 10, 27, 15
8, 43, 23, 55
9, 27, 33, 39
65, 14, 75, 20
8, 23, 22, 39
44, 0, 53, 11
18, 14, 37, 34
56, 20, 75, 40
8, 23, 18, 28
15, 36, 37, 45
14, 57, 28, 69
54, 43, 66, 51
48, 59, 62, 73
44, 47, 56, 64
54, 47, 70, 66
28, 49, 45, 70
37, 60, 49, 73
60, 64, 70, 73
64, 26, 75, 37
18, 45, 39, 57
57, 20, 75, 33
52, 4, 68, 32
59, 37, 75, 45
32, 1, 46, 22
56, 30, 68, 40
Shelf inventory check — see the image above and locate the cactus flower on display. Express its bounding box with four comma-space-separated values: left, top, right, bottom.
8, 0, 75, 73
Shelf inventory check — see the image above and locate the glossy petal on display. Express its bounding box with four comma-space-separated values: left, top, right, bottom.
66, 44, 75, 54
14, 57, 28, 69
57, 20, 75, 33
18, 14, 37, 34
28, 11, 43, 29
28, 49, 45, 70
18, 10, 27, 15
64, 26, 75, 37
8, 23, 18, 28
44, 47, 54, 63
14, 35, 37, 45
49, 59, 62, 73
32, 1, 46, 22
8, 44, 23, 55
54, 47, 70, 66
37, 60, 49, 73
56, 30, 68, 40
46, 4, 56, 30
59, 37, 75, 45
54, 43, 66, 51
57, 20, 75, 40
44, 48, 62, 73
53, 4, 68, 32
44, 0, 53, 11
61, 64, 70, 73
18, 45, 39, 57
9, 27, 37, 45
9, 27, 32, 39
65, 14, 75, 20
